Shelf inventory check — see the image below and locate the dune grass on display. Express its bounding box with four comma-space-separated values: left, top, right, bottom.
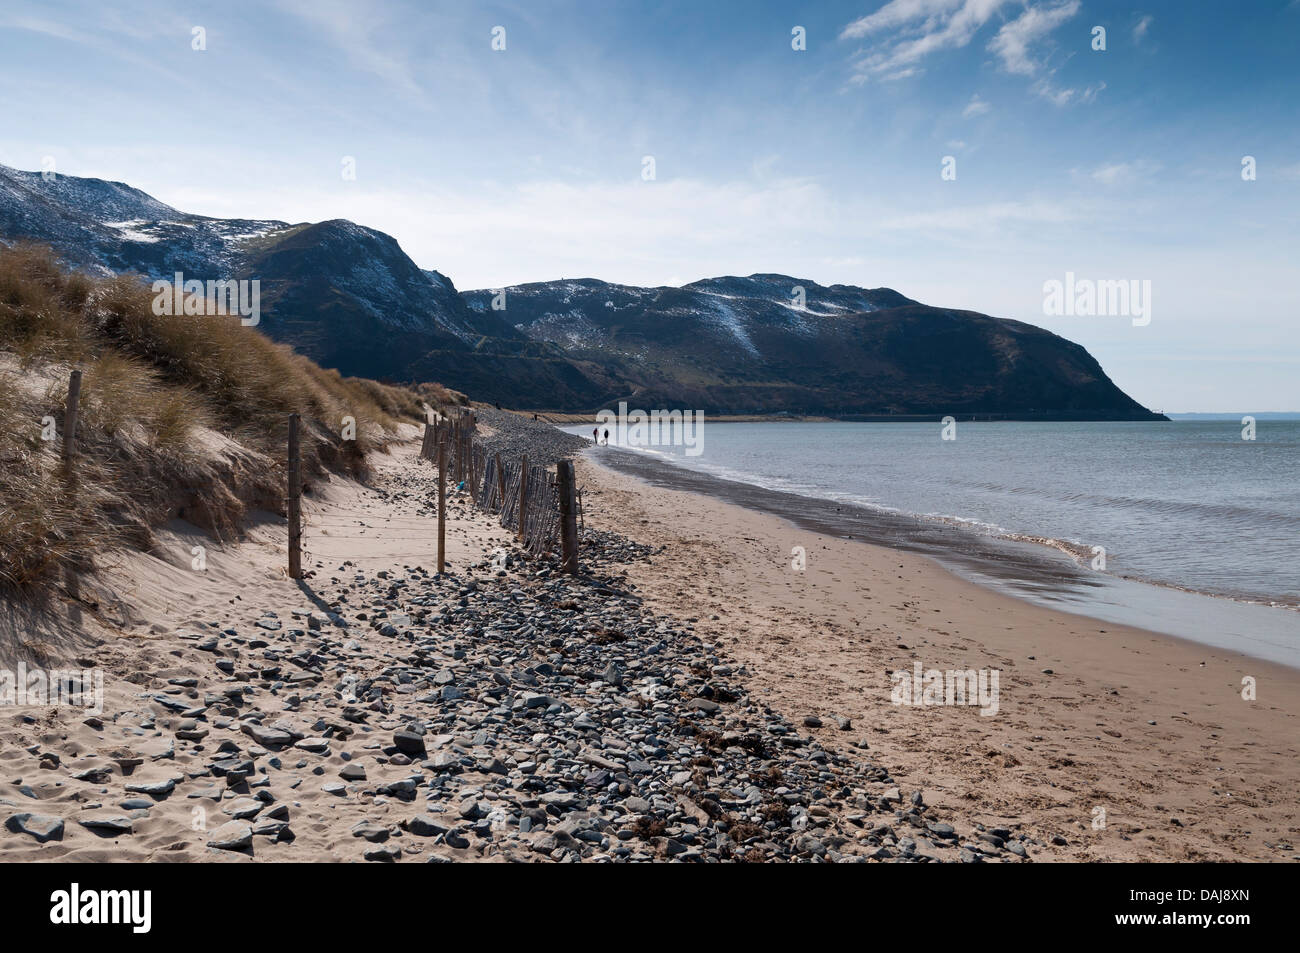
0, 242, 437, 596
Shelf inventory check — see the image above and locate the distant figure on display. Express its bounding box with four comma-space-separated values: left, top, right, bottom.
592, 427, 599, 444
603, 428, 610, 445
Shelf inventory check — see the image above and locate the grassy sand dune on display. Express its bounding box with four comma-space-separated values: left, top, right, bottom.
0, 243, 454, 599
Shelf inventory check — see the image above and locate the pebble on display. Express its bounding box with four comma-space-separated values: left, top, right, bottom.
123, 778, 177, 797
206, 820, 253, 851
5, 813, 64, 843
78, 816, 135, 835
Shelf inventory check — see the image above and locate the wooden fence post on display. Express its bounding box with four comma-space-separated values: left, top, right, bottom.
287, 413, 303, 580
557, 459, 578, 574
437, 437, 447, 575
455, 420, 463, 485
495, 452, 506, 511
517, 455, 528, 544
62, 368, 82, 467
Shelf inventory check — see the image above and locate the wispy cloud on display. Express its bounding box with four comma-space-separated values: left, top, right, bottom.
1075, 159, 1162, 185
841, 0, 1082, 92
0, 1, 188, 44
877, 197, 1079, 236
273, 0, 423, 97
840, 0, 1015, 84
842, 0, 970, 38
0, 2, 193, 84
962, 93, 991, 117
1033, 77, 1106, 106
163, 169, 1110, 290
987, 0, 1080, 75
1133, 14, 1154, 43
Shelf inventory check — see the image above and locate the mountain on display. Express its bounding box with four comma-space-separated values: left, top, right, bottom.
463, 275, 1163, 419
0, 164, 1162, 419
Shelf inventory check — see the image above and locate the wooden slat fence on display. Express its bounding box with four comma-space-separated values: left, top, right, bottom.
419, 408, 567, 559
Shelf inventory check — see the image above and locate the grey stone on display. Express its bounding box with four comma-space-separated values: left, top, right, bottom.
5, 813, 64, 843
392, 731, 426, 755
351, 820, 390, 843
405, 815, 449, 837
78, 815, 134, 835
124, 778, 177, 797
206, 820, 253, 851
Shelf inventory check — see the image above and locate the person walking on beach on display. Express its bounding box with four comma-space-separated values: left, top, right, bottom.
593, 427, 599, 444
603, 428, 610, 446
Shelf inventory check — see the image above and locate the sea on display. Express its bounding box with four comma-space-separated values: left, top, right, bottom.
562, 418, 1300, 667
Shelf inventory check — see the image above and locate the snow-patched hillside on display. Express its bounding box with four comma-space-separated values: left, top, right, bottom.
463, 273, 917, 366
0, 164, 1164, 418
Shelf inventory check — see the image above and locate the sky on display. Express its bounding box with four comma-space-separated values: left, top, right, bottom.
1, 0, 1298, 411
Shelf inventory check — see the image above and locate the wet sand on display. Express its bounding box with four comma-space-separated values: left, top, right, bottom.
591, 445, 1300, 668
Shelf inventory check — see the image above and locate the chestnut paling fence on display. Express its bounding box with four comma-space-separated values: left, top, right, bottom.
417, 409, 580, 568
284, 407, 580, 578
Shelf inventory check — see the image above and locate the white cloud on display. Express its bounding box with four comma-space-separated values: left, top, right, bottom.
158, 171, 1111, 291
877, 198, 1078, 234
841, 0, 969, 39
1078, 159, 1161, 185
273, 0, 423, 97
0, 2, 193, 84
962, 93, 991, 117
1133, 15, 1154, 43
987, 0, 1080, 75
841, 0, 1081, 87
1089, 163, 1134, 185
1078, 82, 1106, 103
1033, 78, 1105, 106
841, 0, 1014, 83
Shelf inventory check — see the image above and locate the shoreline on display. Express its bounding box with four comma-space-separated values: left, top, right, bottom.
572, 438, 1300, 667
513, 410, 836, 425
516, 411, 1168, 424
576, 452, 1300, 861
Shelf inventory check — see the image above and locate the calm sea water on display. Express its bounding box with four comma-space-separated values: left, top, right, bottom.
565, 420, 1300, 664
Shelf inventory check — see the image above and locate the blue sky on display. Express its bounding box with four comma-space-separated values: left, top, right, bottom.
2, 0, 1298, 410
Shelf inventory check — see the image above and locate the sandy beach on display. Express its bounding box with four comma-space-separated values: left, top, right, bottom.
3, 422, 970, 863
577, 453, 1300, 862
2, 421, 1296, 863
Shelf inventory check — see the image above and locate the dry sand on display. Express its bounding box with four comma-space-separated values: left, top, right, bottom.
0, 428, 517, 862
578, 456, 1300, 862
